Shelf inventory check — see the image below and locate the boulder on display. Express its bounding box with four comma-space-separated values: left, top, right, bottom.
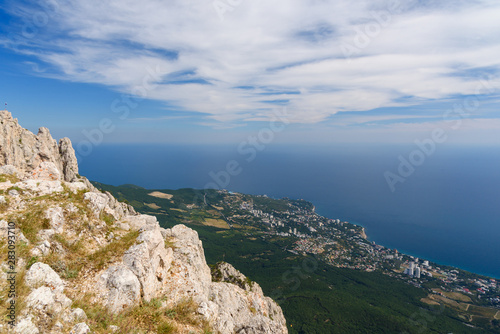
45, 206, 65, 233
20, 179, 64, 195
25, 262, 65, 291
84, 192, 109, 216
97, 265, 141, 313
14, 317, 39, 334
69, 322, 90, 334
25, 286, 72, 314
0, 164, 18, 175
30, 241, 52, 257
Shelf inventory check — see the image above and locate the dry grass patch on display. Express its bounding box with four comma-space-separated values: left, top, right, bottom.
148, 191, 173, 200
87, 230, 140, 270
433, 289, 472, 303
0, 267, 30, 323
202, 219, 229, 229
0, 174, 19, 184
421, 297, 440, 306
145, 203, 161, 209
72, 295, 212, 334
11, 203, 51, 244
170, 208, 186, 213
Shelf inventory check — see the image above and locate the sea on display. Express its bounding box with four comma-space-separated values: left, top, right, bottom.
79, 143, 500, 278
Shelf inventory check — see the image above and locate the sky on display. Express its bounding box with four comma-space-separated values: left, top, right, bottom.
1, 0, 500, 151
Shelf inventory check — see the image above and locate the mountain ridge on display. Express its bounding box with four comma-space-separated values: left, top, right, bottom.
0, 110, 287, 334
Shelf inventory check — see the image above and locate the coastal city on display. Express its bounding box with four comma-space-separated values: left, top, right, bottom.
211, 190, 500, 315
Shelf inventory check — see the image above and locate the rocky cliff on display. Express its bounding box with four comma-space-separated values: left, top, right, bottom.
0, 110, 78, 182
0, 110, 287, 334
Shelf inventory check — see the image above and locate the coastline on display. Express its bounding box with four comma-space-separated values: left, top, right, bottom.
360, 227, 367, 240
313, 208, 500, 280
355, 221, 499, 279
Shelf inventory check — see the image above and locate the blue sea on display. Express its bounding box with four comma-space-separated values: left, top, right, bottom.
79, 143, 500, 278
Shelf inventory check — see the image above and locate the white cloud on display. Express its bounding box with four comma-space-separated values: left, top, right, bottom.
3, 0, 500, 126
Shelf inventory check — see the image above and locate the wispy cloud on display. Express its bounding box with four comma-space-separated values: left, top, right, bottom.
2, 0, 500, 127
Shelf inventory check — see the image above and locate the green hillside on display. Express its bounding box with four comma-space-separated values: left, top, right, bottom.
93, 182, 499, 333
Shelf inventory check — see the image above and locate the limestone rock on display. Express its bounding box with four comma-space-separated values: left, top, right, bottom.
30, 240, 51, 257
212, 261, 253, 291
122, 214, 159, 230
70, 308, 87, 322
97, 265, 141, 313
31, 161, 61, 181
0, 164, 18, 175
161, 225, 288, 334
14, 317, 39, 334
69, 322, 90, 334
45, 206, 65, 233
0, 220, 29, 245
65, 181, 87, 193
84, 191, 136, 220
123, 225, 173, 301
37, 229, 55, 241
59, 137, 79, 182
8, 188, 19, 197
163, 224, 213, 300
208, 282, 287, 334
25, 286, 72, 314
84, 192, 109, 217
0, 110, 78, 182
1, 110, 288, 333
20, 179, 64, 195
25, 262, 64, 291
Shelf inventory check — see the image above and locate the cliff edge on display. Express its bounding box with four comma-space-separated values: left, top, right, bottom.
0, 110, 287, 334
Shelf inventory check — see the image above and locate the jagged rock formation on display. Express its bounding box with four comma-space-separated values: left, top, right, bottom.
0, 110, 287, 334
0, 110, 78, 182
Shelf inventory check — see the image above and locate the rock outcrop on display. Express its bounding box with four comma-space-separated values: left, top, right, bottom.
0, 110, 287, 334
0, 110, 78, 182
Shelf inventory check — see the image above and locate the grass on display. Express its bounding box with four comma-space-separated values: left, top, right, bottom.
0, 197, 8, 213
164, 237, 177, 250
87, 230, 140, 270
100, 211, 116, 227
13, 203, 51, 243
72, 294, 212, 334
0, 174, 19, 184
8, 187, 93, 244
45, 234, 84, 279
0, 267, 30, 324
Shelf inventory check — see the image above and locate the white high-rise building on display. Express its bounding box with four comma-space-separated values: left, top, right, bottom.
415, 267, 421, 278
408, 262, 415, 276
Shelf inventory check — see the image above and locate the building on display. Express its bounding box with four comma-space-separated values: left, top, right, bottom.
415, 267, 421, 278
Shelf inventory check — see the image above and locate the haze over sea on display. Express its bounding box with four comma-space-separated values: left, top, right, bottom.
80, 143, 500, 278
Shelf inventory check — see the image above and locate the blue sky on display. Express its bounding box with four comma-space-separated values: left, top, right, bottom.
1, 0, 500, 149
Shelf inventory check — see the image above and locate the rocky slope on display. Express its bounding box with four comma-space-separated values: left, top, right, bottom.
0, 110, 287, 334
